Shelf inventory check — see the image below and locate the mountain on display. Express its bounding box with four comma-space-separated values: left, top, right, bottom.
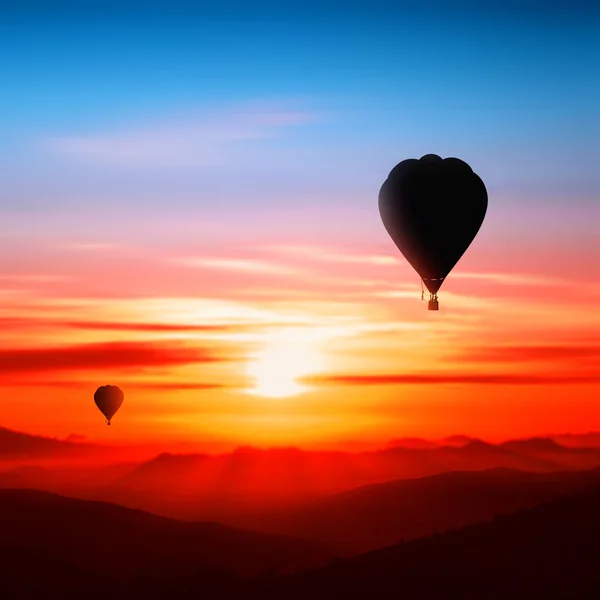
6, 483, 600, 599
8, 461, 600, 557
93, 437, 600, 521
255, 486, 600, 600
6, 424, 600, 546
0, 542, 112, 600
386, 437, 439, 449
0, 426, 97, 460
551, 432, 600, 448
441, 434, 478, 446
0, 462, 139, 498
6, 429, 600, 529
0, 489, 333, 583
0, 538, 243, 600
387, 434, 476, 449
208, 466, 600, 554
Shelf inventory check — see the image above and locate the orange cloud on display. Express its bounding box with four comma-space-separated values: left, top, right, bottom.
0, 379, 229, 390
450, 272, 570, 286
258, 244, 401, 266
0, 341, 230, 375
126, 381, 229, 390
174, 257, 301, 276
457, 345, 600, 363
307, 373, 600, 386
0, 318, 237, 333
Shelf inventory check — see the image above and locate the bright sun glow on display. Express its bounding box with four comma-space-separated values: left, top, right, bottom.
246, 331, 325, 398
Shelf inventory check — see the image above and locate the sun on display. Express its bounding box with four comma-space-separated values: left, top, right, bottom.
246, 336, 324, 398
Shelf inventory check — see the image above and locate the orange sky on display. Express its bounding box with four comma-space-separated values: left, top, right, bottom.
2, 202, 599, 452
2, 0, 600, 454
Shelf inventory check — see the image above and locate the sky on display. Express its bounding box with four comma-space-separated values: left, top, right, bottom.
1, 1, 599, 451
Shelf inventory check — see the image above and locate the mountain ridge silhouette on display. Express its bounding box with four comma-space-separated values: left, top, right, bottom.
252, 484, 600, 599
0, 488, 333, 580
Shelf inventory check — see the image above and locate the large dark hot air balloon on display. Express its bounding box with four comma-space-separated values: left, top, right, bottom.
378, 154, 488, 310
94, 385, 124, 426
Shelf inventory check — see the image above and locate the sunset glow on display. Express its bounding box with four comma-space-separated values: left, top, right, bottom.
3, 4, 600, 599
246, 329, 327, 398
1, 2, 599, 454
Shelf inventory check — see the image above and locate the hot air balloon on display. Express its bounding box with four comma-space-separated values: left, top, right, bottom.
378, 154, 488, 310
94, 385, 124, 426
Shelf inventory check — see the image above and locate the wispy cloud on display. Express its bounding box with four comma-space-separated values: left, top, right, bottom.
0, 297, 373, 344
306, 372, 600, 386
0, 341, 231, 375
0, 289, 32, 298
0, 274, 69, 283
126, 381, 229, 391
0, 317, 237, 334
370, 288, 418, 300
43, 103, 317, 167
5, 296, 336, 327
0, 378, 228, 390
260, 244, 401, 266
174, 257, 300, 275
62, 242, 124, 252
0, 316, 320, 337
458, 344, 600, 364
452, 272, 568, 286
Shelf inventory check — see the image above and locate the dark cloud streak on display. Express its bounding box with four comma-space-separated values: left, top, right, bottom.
456, 345, 600, 363
0, 341, 232, 375
307, 373, 600, 386
0, 379, 230, 390
0, 317, 306, 333
0, 317, 234, 333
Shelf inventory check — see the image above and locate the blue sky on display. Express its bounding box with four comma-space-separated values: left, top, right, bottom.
2, 0, 600, 448
1, 1, 598, 225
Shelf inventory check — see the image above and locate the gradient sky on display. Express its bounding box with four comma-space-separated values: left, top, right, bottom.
1, 1, 599, 450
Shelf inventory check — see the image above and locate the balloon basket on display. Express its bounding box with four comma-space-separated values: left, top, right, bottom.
428, 298, 439, 311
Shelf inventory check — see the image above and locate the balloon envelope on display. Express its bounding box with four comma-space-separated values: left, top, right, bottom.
94, 385, 124, 424
378, 154, 488, 296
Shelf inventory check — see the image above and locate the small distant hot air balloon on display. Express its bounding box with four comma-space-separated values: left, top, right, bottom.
94, 385, 124, 426
378, 154, 488, 310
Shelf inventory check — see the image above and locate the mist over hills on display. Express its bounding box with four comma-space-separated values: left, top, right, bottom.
5, 425, 600, 526
3, 427, 600, 597
92, 434, 600, 520
4, 483, 600, 599
226, 466, 600, 554
254, 485, 600, 600
0, 426, 157, 465
0, 426, 98, 460
551, 432, 600, 448
4, 424, 600, 466
5, 422, 600, 560
387, 434, 477, 448
0, 489, 332, 580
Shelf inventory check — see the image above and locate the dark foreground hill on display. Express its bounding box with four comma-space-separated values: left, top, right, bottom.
0, 426, 98, 461
235, 466, 600, 554
255, 486, 600, 600
0, 489, 332, 593
74, 436, 600, 530
4, 486, 600, 599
